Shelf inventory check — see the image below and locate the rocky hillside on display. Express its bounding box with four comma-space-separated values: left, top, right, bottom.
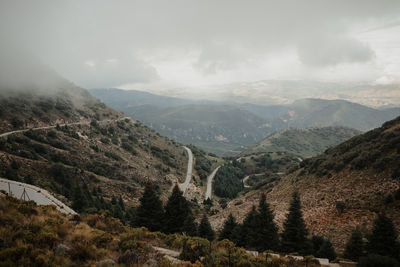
0, 81, 194, 220
241, 126, 362, 158
211, 116, 400, 252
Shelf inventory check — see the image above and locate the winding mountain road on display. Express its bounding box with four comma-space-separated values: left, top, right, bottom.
179, 146, 193, 195
0, 117, 131, 138
0, 116, 133, 214
242, 175, 251, 188
0, 177, 76, 215
205, 166, 221, 200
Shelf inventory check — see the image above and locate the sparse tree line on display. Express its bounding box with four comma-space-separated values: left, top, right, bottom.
131, 184, 400, 264
217, 192, 337, 260
218, 192, 400, 265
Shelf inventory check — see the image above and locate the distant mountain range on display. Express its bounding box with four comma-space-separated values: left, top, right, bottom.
90, 88, 400, 155
143, 80, 400, 108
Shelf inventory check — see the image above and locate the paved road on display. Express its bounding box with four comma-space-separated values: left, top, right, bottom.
179, 146, 193, 194
205, 166, 221, 200
242, 175, 251, 188
0, 177, 77, 215
0, 117, 131, 138
242, 173, 266, 188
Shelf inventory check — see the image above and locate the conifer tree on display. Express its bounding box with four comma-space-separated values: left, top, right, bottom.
281, 192, 310, 254
118, 195, 125, 211
198, 214, 215, 241
164, 185, 191, 233
366, 214, 400, 259
135, 181, 164, 232
311, 235, 325, 254
183, 212, 198, 236
72, 186, 86, 212
238, 205, 259, 248
219, 213, 237, 241
343, 227, 364, 261
253, 194, 279, 252
317, 239, 337, 261
111, 195, 117, 205
311, 235, 336, 260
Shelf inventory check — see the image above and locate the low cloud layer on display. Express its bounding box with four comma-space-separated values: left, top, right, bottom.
0, 0, 399, 89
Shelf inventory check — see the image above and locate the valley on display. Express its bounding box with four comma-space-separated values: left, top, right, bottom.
2, 2, 400, 266
91, 88, 400, 156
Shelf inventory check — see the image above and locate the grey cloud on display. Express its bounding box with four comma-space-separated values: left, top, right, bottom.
0, 0, 399, 87
297, 34, 375, 67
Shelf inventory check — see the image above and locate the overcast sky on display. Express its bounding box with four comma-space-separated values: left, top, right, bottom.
1, 0, 400, 89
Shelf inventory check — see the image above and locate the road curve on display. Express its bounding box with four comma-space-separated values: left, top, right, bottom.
205, 166, 221, 200
0, 177, 77, 215
242, 175, 251, 188
179, 146, 193, 194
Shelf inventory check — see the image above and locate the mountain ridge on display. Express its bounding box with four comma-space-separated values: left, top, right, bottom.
241, 126, 362, 158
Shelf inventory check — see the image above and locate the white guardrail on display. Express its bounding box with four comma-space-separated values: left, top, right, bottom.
0, 177, 77, 215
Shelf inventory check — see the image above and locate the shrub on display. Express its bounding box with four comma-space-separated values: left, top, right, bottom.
100, 137, 110, 144
69, 240, 97, 261
33, 143, 47, 154
358, 254, 400, 267
336, 201, 346, 215
118, 232, 147, 253
395, 189, 400, 201
104, 151, 121, 161
180, 237, 209, 263
385, 195, 394, 205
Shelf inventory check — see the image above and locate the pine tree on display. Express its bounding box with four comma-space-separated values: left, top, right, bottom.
253, 194, 279, 252
118, 195, 125, 211
238, 205, 259, 248
366, 214, 400, 259
219, 213, 237, 241
135, 181, 164, 231
111, 195, 117, 205
343, 227, 365, 261
198, 214, 215, 241
183, 212, 198, 236
164, 185, 191, 233
281, 192, 310, 254
311, 235, 325, 255
72, 186, 87, 212
317, 239, 337, 261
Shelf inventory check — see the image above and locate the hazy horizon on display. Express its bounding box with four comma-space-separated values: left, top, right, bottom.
1, 1, 400, 107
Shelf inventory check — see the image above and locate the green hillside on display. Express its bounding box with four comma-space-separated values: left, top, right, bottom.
122, 104, 270, 155
242, 126, 362, 158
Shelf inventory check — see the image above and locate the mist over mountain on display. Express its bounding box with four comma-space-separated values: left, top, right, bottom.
144, 80, 400, 108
